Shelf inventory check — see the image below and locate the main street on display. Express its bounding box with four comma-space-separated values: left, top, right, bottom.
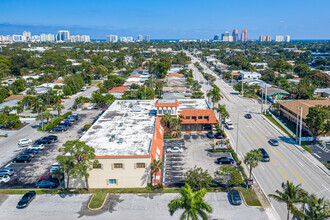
189, 55, 330, 220
0, 86, 98, 168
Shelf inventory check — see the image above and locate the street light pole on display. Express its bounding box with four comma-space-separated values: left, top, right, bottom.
236, 112, 240, 154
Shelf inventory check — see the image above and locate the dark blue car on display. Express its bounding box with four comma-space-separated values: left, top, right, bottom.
35, 179, 59, 189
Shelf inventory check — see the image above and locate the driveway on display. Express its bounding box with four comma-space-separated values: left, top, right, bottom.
0, 193, 268, 220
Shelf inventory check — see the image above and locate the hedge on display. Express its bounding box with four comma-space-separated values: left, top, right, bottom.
45, 111, 72, 131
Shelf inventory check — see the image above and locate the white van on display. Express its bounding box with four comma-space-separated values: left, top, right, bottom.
225, 118, 234, 130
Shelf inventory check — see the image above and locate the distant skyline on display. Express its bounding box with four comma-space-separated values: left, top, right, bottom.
0, 0, 329, 40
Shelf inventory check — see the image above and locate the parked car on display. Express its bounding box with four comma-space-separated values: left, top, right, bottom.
86, 104, 95, 110
269, 139, 279, 146
217, 157, 235, 165
206, 131, 215, 139
13, 154, 32, 163
52, 126, 68, 132
35, 179, 59, 189
0, 168, 14, 176
244, 113, 252, 119
259, 148, 270, 162
59, 121, 72, 127
46, 135, 58, 141
24, 149, 39, 157
0, 175, 10, 183
203, 124, 212, 130
35, 138, 51, 145
39, 172, 53, 181
214, 132, 224, 139
28, 144, 44, 150
69, 114, 79, 120
18, 139, 33, 147
49, 162, 61, 173
16, 191, 36, 209
229, 189, 242, 205
166, 147, 183, 153
64, 117, 75, 123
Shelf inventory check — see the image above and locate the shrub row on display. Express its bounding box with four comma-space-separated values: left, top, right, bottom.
44, 111, 72, 131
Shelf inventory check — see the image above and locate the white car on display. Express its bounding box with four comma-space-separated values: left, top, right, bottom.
28, 144, 45, 150
226, 122, 234, 130
166, 147, 183, 153
50, 162, 61, 173
0, 175, 10, 183
18, 139, 33, 147
86, 104, 95, 110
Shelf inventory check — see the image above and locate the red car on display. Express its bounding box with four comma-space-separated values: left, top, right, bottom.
39, 172, 53, 181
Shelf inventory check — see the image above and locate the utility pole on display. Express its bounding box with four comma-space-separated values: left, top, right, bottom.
39, 103, 44, 130
299, 105, 303, 146
261, 86, 264, 113
236, 112, 240, 154
296, 106, 299, 143
241, 78, 244, 96
231, 72, 233, 87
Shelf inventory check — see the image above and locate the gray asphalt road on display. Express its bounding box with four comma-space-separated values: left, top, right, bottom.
0, 193, 267, 220
189, 56, 330, 220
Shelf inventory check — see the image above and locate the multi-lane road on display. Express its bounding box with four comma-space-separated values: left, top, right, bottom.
189, 55, 330, 220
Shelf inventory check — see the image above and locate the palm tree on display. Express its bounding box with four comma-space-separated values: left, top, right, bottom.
244, 149, 263, 180
12, 106, 23, 116
161, 113, 172, 136
269, 181, 308, 220
299, 194, 329, 220
207, 88, 222, 108
213, 104, 226, 127
53, 103, 65, 117
220, 110, 230, 130
150, 159, 163, 185
168, 183, 213, 220
43, 112, 54, 124
1, 106, 13, 115
52, 167, 64, 189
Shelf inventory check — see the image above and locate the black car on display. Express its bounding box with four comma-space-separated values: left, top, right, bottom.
206, 132, 215, 139
202, 124, 212, 131
229, 189, 242, 205
69, 114, 79, 120
24, 149, 39, 157
13, 154, 32, 163
35, 179, 59, 189
245, 113, 252, 119
16, 191, 36, 209
217, 157, 235, 165
259, 148, 270, 162
35, 138, 51, 145
214, 132, 224, 139
46, 135, 58, 141
269, 139, 279, 146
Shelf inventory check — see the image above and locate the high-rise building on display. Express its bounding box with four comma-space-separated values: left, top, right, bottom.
31, 35, 41, 42
106, 35, 118, 42
259, 35, 266, 42
232, 29, 238, 42
275, 35, 284, 42
137, 35, 143, 41
126, 37, 133, 42
56, 30, 70, 42
13, 35, 24, 42
222, 32, 233, 42
23, 31, 31, 41
145, 35, 150, 42
40, 33, 55, 42
284, 35, 290, 42
241, 29, 248, 42
120, 37, 127, 42
266, 35, 272, 42
213, 34, 220, 41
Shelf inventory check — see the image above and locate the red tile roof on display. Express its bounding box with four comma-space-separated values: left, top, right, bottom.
5, 95, 37, 101
108, 86, 129, 93
179, 110, 218, 124
155, 99, 179, 107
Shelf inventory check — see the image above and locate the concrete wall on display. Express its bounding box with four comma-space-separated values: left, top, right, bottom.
88, 157, 151, 188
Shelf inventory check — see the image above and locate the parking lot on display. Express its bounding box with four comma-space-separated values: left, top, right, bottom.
163, 133, 222, 187
0, 193, 268, 220
0, 109, 102, 189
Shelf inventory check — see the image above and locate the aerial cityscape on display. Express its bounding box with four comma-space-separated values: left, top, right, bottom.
0, 0, 329, 220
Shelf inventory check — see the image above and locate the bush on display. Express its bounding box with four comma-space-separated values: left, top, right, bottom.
155, 183, 164, 189
14, 121, 21, 128
238, 165, 248, 180
84, 124, 92, 131
164, 135, 172, 139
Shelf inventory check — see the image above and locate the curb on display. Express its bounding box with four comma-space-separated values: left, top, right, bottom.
88, 192, 109, 210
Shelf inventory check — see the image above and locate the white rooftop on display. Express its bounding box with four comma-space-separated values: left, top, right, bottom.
80, 99, 209, 157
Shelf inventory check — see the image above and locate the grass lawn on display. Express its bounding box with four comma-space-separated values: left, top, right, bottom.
237, 188, 262, 206
264, 114, 295, 139
89, 191, 108, 209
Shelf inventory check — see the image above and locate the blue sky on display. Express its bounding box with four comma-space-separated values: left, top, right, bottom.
0, 0, 329, 39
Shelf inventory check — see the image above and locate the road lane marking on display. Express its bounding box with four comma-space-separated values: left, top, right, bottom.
297, 161, 304, 167
252, 126, 316, 195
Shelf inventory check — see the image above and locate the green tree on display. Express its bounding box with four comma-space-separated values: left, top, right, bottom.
155, 62, 171, 78
63, 86, 72, 98
168, 183, 213, 220
214, 165, 243, 187
60, 140, 98, 191
294, 64, 310, 78
184, 166, 213, 191
1, 106, 13, 115
244, 149, 263, 180
51, 167, 64, 189
213, 104, 226, 127
95, 65, 108, 78
207, 87, 222, 108
53, 103, 65, 117
269, 181, 308, 220
160, 113, 173, 136
43, 112, 54, 124
56, 155, 75, 189
299, 194, 330, 220
305, 105, 330, 143
0, 113, 21, 129
150, 159, 163, 185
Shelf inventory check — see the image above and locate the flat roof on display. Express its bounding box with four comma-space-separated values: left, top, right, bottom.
80, 100, 157, 157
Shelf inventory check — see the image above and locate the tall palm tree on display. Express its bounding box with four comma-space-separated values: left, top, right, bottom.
168, 183, 213, 220
213, 104, 226, 127
269, 181, 308, 220
53, 103, 65, 117
207, 88, 222, 108
150, 159, 163, 185
299, 194, 329, 220
244, 149, 263, 180
161, 113, 173, 136
12, 106, 23, 116
220, 110, 230, 130
43, 112, 54, 124
1, 106, 13, 115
